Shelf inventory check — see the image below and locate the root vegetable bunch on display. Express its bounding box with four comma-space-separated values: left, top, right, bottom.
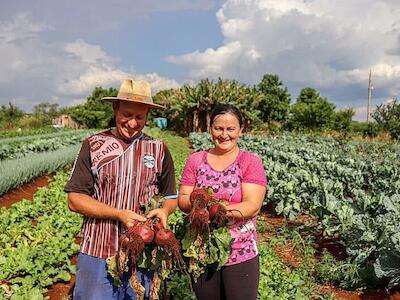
112, 218, 186, 300
208, 203, 228, 228
153, 219, 186, 271
188, 189, 212, 233
188, 189, 233, 233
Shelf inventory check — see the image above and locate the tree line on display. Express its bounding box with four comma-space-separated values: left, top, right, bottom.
1, 74, 399, 140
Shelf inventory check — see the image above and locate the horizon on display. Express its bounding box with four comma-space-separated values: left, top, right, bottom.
1, 0, 399, 121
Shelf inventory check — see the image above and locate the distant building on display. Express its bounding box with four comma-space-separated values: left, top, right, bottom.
52, 114, 80, 129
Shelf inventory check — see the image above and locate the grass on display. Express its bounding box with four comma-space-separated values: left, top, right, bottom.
144, 127, 192, 182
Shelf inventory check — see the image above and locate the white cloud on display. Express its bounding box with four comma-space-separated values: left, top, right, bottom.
0, 13, 179, 111
0, 12, 51, 44
169, 0, 400, 110
65, 39, 116, 65
59, 65, 179, 96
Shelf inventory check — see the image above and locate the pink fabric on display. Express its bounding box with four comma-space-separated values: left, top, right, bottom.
180, 150, 267, 265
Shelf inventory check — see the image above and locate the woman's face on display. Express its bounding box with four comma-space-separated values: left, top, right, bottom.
210, 112, 243, 153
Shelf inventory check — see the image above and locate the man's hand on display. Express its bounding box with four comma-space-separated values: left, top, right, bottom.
147, 208, 169, 228
118, 209, 147, 228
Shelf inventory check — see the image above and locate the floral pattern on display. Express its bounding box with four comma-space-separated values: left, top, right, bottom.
194, 152, 258, 265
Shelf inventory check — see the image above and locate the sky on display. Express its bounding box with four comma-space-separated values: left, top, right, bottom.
1, 0, 400, 121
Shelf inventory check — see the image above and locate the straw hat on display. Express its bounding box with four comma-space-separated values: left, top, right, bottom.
102, 79, 165, 109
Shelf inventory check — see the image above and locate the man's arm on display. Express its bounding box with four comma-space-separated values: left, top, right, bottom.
65, 139, 146, 228
68, 192, 146, 227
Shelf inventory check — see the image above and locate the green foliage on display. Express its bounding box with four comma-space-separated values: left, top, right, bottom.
153, 78, 262, 135
33, 103, 59, 117
189, 131, 400, 289
0, 127, 66, 139
15, 115, 51, 129
256, 74, 291, 123
14, 102, 62, 129
330, 108, 355, 132
0, 103, 24, 130
267, 224, 366, 291
350, 121, 382, 138
374, 248, 400, 289
314, 251, 363, 289
258, 243, 313, 299
372, 99, 400, 140
165, 273, 195, 300
68, 86, 117, 128
0, 144, 82, 196
0, 172, 82, 298
143, 128, 191, 182
0, 130, 94, 160
287, 88, 336, 130
181, 225, 232, 281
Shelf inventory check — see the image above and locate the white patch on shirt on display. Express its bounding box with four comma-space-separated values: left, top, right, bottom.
143, 155, 155, 168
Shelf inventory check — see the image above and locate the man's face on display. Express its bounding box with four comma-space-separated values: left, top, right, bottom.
113, 101, 149, 141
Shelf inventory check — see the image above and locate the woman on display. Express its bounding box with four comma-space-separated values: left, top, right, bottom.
178, 104, 267, 300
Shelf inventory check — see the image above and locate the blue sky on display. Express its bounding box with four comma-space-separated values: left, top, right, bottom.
1, 0, 400, 121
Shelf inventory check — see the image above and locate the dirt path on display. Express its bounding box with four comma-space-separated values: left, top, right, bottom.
0, 174, 54, 208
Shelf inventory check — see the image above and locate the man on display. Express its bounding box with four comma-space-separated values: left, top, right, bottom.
65, 79, 177, 300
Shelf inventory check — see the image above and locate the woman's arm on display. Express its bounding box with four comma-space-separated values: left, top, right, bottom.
225, 183, 266, 219
178, 185, 195, 214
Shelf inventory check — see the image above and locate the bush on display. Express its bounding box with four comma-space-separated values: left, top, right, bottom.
372, 99, 400, 140
350, 122, 382, 138
16, 114, 52, 129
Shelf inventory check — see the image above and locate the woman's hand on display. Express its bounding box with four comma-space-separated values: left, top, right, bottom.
178, 185, 194, 213
225, 183, 266, 219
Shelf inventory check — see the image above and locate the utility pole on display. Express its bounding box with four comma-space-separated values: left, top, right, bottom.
367, 70, 373, 122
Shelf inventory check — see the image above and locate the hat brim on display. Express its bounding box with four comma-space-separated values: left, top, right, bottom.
102, 97, 165, 109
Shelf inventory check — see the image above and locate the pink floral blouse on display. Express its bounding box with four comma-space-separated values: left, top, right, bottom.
180, 150, 267, 266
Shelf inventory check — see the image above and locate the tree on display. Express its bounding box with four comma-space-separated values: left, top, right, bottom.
372, 99, 400, 140
256, 74, 291, 123
69, 87, 117, 128
153, 79, 262, 135
287, 88, 335, 130
0, 102, 25, 129
331, 108, 355, 132
33, 102, 59, 117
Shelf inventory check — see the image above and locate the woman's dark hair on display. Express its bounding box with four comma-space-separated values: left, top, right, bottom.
210, 104, 244, 128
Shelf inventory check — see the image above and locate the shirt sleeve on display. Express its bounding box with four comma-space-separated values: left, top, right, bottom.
179, 152, 199, 187
241, 151, 267, 187
64, 139, 95, 195
157, 145, 177, 198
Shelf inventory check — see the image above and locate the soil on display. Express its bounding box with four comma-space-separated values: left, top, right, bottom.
260, 210, 400, 300
43, 256, 77, 300
314, 237, 347, 260
0, 174, 54, 208
319, 285, 400, 300
3, 178, 400, 299
272, 241, 301, 268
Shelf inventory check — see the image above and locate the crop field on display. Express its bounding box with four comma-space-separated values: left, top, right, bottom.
190, 133, 400, 294
0, 128, 399, 299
